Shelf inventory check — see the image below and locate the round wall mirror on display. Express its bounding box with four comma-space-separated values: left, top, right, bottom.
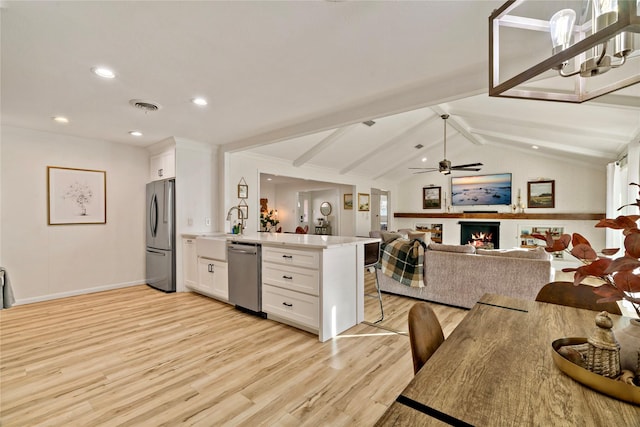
320, 202, 332, 216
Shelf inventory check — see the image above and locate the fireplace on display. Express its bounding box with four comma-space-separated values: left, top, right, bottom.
459, 221, 500, 249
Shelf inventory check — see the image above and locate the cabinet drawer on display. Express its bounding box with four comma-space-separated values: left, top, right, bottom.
262, 246, 319, 269
262, 263, 319, 295
262, 284, 319, 329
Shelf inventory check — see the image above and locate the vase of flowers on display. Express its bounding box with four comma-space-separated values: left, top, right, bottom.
533, 183, 640, 376
260, 209, 279, 232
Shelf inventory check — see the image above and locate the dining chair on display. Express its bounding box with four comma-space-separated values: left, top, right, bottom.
364, 241, 383, 323
295, 226, 307, 234
535, 281, 622, 315
408, 302, 445, 374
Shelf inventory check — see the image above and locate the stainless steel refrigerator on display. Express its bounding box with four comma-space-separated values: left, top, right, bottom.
146, 179, 176, 292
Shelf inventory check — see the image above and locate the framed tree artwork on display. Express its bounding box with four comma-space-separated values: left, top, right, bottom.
47, 166, 106, 225
423, 186, 441, 209
527, 180, 555, 208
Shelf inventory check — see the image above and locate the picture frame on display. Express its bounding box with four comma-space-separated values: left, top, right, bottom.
238, 205, 248, 220
238, 183, 248, 199
343, 193, 353, 210
358, 193, 370, 211
47, 166, 106, 225
422, 186, 441, 209
527, 180, 555, 208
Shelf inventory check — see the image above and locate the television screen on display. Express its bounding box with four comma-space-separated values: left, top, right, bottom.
451, 173, 512, 206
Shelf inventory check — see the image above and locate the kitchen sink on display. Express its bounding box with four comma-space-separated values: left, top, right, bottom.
196, 234, 228, 261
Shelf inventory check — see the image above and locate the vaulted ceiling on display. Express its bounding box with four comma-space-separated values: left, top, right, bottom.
2, 1, 639, 183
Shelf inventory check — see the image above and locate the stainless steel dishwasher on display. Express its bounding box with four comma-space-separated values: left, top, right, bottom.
227, 241, 265, 317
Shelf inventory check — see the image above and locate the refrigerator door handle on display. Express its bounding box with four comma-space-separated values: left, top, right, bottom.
150, 194, 158, 237
146, 249, 166, 256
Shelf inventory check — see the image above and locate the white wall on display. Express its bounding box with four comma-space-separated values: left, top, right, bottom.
174, 138, 216, 292
224, 152, 395, 236
1, 126, 148, 303
393, 143, 607, 261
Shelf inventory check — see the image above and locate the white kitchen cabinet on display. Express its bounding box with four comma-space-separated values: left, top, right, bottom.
261, 244, 356, 341
149, 149, 175, 181
182, 238, 198, 289
262, 246, 320, 332
197, 257, 229, 301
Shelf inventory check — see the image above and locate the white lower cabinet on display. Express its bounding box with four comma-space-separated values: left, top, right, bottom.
262, 284, 319, 329
196, 257, 229, 301
182, 238, 198, 289
262, 246, 320, 333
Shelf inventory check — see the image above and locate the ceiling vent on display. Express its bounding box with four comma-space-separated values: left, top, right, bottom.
129, 99, 162, 112
362, 120, 376, 127
414, 144, 424, 149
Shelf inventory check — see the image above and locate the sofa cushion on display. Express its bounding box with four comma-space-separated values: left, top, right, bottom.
427, 243, 476, 254
476, 247, 550, 260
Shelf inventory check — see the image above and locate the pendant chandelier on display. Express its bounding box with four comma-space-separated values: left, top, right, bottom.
489, 0, 640, 103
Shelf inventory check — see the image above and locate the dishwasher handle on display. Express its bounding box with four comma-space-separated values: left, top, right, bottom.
227, 245, 258, 255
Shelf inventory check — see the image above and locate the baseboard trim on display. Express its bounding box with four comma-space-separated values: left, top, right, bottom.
14, 280, 146, 306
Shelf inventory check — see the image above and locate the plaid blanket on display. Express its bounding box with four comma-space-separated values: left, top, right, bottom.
379, 238, 426, 288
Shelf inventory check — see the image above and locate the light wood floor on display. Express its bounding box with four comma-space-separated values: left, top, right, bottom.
0, 270, 466, 426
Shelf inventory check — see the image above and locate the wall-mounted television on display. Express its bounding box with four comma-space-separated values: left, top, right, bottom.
451, 173, 512, 206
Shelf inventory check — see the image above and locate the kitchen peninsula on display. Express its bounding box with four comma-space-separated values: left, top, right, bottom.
186, 233, 379, 342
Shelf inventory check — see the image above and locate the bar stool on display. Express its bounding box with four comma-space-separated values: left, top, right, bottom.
364, 241, 383, 323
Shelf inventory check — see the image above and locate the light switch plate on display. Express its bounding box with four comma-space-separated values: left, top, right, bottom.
205, 217, 211, 226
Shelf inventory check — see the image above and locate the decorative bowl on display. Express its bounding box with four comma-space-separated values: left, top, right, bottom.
552, 337, 640, 405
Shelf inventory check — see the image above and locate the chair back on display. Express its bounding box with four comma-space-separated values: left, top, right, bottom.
535, 281, 622, 315
295, 226, 307, 234
364, 241, 380, 268
408, 302, 445, 374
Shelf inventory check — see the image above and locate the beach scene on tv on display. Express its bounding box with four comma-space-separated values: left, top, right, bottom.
451, 173, 512, 206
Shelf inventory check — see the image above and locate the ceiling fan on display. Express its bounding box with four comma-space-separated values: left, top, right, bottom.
410, 114, 483, 175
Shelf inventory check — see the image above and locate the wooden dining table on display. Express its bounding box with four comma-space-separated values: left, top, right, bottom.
376, 294, 640, 426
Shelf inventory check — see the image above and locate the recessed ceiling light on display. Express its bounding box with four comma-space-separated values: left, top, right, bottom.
267, 178, 272, 181
129, 131, 143, 137
52, 116, 69, 124
421, 157, 427, 162
532, 145, 539, 150
91, 67, 115, 79
192, 97, 208, 106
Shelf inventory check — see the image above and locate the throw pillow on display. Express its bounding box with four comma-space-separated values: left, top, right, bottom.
427, 243, 476, 254
380, 231, 403, 243
408, 231, 430, 243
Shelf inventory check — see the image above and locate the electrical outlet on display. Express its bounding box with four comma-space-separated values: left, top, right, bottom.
187, 217, 193, 226
205, 217, 211, 226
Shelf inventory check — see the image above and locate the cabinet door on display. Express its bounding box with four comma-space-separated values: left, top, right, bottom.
197, 257, 214, 293
211, 260, 228, 301
197, 257, 228, 301
183, 238, 198, 289
149, 149, 176, 181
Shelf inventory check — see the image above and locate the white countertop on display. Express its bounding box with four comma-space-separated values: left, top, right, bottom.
186, 232, 379, 249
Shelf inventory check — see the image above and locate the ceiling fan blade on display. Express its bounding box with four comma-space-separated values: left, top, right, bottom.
451, 167, 482, 171
413, 170, 439, 174
408, 167, 438, 170
451, 163, 483, 169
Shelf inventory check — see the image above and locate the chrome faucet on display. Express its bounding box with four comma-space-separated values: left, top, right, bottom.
226, 206, 245, 234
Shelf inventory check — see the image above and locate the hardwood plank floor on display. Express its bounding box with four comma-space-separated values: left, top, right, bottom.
0, 270, 466, 426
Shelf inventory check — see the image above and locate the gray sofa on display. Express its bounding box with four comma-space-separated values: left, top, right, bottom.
374, 237, 553, 309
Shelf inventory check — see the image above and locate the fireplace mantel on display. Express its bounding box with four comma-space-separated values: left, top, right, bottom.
394, 212, 605, 220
